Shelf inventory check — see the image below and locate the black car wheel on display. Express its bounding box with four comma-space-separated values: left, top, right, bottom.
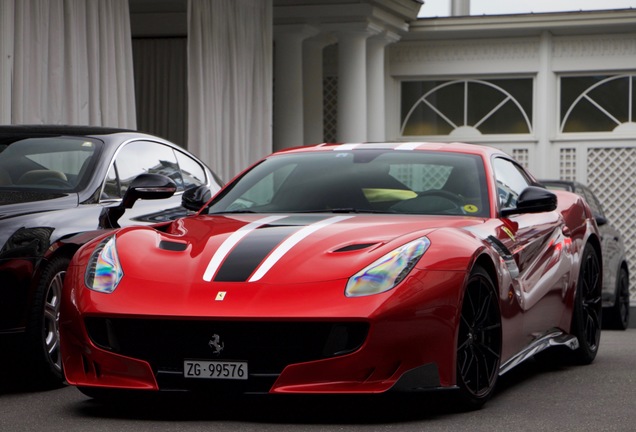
570, 244, 602, 364
456, 266, 502, 409
604, 267, 629, 331
26, 255, 69, 386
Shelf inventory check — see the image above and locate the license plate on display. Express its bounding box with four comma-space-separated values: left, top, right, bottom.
183, 360, 248, 380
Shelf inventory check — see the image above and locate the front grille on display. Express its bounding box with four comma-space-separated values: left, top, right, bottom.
85, 318, 368, 392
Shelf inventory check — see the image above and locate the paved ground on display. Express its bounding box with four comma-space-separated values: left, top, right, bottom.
1, 329, 635, 432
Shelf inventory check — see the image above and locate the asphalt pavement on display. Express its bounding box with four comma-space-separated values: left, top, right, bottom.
1, 329, 635, 432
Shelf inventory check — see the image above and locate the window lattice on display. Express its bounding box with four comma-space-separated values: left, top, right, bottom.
323, 76, 338, 142
391, 165, 451, 190
587, 147, 636, 302
400, 78, 533, 137
511, 148, 529, 169
561, 74, 636, 133
559, 148, 577, 180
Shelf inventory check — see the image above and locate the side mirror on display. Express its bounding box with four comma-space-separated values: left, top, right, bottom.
182, 185, 211, 212
501, 186, 557, 217
594, 214, 608, 226
121, 173, 177, 209
100, 174, 177, 229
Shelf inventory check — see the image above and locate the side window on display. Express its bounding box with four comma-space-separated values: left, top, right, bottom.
102, 141, 183, 200
493, 158, 531, 210
175, 150, 207, 189
579, 186, 603, 217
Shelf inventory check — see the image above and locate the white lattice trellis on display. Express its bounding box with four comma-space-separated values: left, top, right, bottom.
511, 148, 529, 169
587, 147, 636, 302
323, 76, 338, 142
560, 148, 577, 181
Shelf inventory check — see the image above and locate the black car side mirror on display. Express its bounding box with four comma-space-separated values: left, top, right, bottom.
594, 214, 608, 226
182, 185, 212, 212
100, 174, 177, 229
121, 173, 177, 209
501, 186, 557, 217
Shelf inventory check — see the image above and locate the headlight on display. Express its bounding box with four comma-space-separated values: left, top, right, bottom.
345, 237, 430, 297
85, 235, 124, 293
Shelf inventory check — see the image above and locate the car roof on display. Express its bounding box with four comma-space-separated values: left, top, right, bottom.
274, 142, 508, 158
540, 179, 587, 192
0, 125, 134, 138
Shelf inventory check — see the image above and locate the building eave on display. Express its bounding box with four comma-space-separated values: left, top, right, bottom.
407, 9, 636, 40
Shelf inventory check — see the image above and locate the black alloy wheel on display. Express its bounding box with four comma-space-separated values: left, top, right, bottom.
605, 267, 630, 330
570, 243, 602, 364
26, 255, 70, 387
456, 266, 502, 409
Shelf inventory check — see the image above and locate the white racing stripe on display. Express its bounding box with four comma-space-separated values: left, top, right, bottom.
248, 215, 354, 282
334, 144, 359, 151
203, 215, 287, 282
395, 143, 421, 150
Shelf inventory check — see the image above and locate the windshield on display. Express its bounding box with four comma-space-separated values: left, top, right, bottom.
0, 136, 101, 193
207, 149, 490, 217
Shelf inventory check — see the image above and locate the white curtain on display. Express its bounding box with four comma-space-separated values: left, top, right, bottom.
188, 0, 273, 180
0, 0, 136, 127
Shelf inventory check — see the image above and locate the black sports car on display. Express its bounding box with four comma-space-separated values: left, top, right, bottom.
542, 180, 629, 330
0, 125, 222, 385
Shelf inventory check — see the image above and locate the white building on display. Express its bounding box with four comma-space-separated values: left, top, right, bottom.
2, 0, 636, 304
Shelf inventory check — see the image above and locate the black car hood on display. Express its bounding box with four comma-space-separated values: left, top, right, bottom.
0, 190, 79, 219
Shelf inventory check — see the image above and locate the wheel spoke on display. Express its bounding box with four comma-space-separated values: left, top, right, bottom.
43, 270, 64, 372
579, 248, 601, 351
457, 270, 502, 400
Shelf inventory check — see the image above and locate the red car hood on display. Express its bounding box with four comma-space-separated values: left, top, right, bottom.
115, 213, 486, 286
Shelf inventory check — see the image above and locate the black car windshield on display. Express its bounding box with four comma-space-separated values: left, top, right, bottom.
0, 136, 101, 192
207, 149, 490, 217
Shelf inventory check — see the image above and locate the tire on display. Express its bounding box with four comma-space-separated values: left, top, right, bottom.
569, 243, 602, 364
456, 266, 502, 409
604, 267, 629, 330
26, 255, 70, 387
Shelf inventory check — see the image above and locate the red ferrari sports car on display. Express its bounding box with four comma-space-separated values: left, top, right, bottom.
60, 142, 602, 408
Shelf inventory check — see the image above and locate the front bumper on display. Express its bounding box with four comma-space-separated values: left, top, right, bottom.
61, 266, 463, 394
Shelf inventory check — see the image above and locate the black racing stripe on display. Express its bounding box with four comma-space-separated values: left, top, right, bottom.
214, 226, 300, 282
213, 215, 331, 282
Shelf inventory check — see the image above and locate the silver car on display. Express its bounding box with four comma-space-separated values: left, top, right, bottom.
542, 180, 630, 330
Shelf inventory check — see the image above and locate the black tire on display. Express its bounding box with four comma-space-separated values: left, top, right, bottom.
570, 243, 602, 364
456, 266, 502, 409
26, 255, 70, 387
604, 267, 629, 330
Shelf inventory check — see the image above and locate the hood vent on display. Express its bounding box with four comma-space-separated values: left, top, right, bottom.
158, 240, 187, 252
333, 243, 377, 253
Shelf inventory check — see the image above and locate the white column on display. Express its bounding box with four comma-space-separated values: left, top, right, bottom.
0, 0, 14, 123
366, 32, 399, 142
451, 0, 470, 16
336, 28, 377, 143
536, 31, 554, 179
303, 34, 336, 145
273, 25, 318, 151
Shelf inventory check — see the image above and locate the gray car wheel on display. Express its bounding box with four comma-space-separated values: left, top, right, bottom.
605, 267, 629, 330
27, 255, 69, 387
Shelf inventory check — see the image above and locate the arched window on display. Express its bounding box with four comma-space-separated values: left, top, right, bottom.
400, 79, 533, 137
560, 74, 636, 133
